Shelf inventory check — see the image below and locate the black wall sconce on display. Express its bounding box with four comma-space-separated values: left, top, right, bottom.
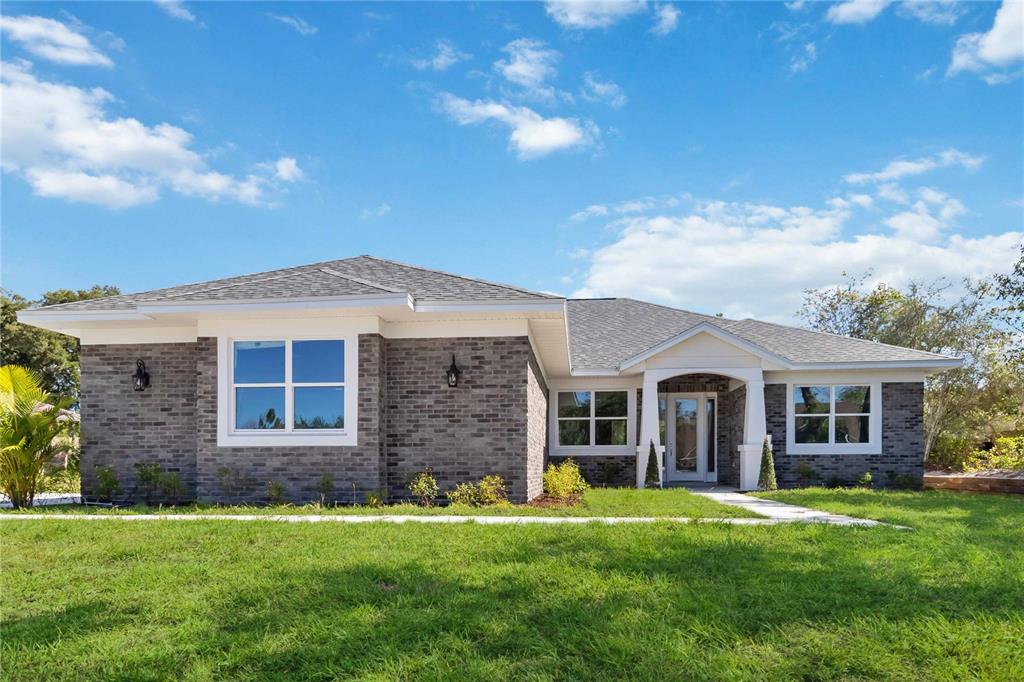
132, 359, 150, 392
445, 354, 462, 388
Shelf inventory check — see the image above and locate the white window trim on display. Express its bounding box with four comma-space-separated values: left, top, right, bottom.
786, 382, 881, 455
217, 335, 358, 447
550, 388, 636, 456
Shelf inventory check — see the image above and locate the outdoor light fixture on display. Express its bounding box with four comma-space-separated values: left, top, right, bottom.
445, 354, 462, 388
132, 359, 150, 392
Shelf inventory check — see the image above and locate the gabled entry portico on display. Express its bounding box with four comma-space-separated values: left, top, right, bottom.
637, 366, 767, 491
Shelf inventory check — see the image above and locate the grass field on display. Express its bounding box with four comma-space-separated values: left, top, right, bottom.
2, 489, 1022, 681
0, 487, 757, 518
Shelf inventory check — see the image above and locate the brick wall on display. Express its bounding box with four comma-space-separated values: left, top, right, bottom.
79, 343, 197, 503
525, 349, 548, 500
384, 336, 538, 502
194, 335, 384, 504
768, 382, 925, 488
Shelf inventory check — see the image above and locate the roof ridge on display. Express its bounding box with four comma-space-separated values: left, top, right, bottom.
604, 297, 734, 323
732, 318, 955, 360
317, 267, 406, 293
141, 271, 303, 300
359, 255, 560, 299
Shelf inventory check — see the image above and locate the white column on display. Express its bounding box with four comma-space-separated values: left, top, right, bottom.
636, 373, 664, 488
738, 379, 767, 491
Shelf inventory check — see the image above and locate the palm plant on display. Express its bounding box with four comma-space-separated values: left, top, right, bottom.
0, 365, 74, 508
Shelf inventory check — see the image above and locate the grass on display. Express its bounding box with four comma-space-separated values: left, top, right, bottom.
1, 487, 758, 518
2, 489, 1022, 681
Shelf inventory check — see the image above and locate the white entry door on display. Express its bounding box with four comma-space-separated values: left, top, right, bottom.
663, 393, 718, 483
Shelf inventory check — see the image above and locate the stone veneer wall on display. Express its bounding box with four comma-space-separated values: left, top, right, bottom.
383, 336, 540, 503
194, 335, 385, 504
767, 382, 925, 487
80, 343, 198, 503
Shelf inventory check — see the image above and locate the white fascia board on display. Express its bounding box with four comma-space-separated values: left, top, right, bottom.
136, 293, 414, 314
411, 299, 566, 314
618, 322, 795, 372
570, 367, 621, 376
17, 309, 153, 324
788, 358, 963, 371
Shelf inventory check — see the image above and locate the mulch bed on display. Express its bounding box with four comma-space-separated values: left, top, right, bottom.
527, 494, 582, 508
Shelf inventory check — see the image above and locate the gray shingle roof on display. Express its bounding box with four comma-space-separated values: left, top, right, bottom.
33, 256, 560, 312
567, 298, 957, 368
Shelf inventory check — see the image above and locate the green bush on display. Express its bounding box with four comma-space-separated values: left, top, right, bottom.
135, 462, 186, 504
94, 466, 121, 503
161, 472, 185, 504
543, 459, 589, 501
408, 470, 438, 507
446, 481, 480, 506
857, 471, 873, 488
477, 475, 508, 505
965, 436, 1024, 472
758, 437, 777, 491
317, 475, 335, 506
365, 489, 386, 507
266, 480, 285, 505
644, 441, 660, 488
795, 461, 815, 487
928, 433, 977, 471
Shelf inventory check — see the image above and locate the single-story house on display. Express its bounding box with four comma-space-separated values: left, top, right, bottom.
18, 255, 961, 503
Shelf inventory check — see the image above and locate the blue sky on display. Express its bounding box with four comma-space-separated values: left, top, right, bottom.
2, 0, 1022, 321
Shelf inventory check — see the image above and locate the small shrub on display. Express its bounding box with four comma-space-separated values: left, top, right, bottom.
856, 471, 873, 488
477, 475, 508, 505
598, 458, 623, 487
758, 437, 777, 491
644, 441, 660, 488
795, 461, 815, 487
135, 462, 165, 504
365, 489, 386, 507
928, 433, 976, 471
317, 475, 335, 506
446, 481, 480, 506
160, 472, 185, 504
266, 480, 285, 505
408, 470, 439, 507
216, 467, 249, 502
94, 466, 121, 502
544, 459, 589, 501
964, 436, 1024, 472
826, 475, 845, 489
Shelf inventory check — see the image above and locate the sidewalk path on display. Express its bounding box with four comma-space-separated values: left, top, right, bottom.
690, 490, 907, 528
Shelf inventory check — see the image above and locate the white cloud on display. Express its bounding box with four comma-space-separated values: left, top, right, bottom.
154, 0, 196, 23
844, 148, 985, 184
650, 4, 680, 36
883, 188, 965, 242
0, 60, 297, 209
826, 0, 892, 25
274, 157, 303, 182
571, 196, 1021, 321
493, 38, 561, 101
897, 1, 964, 26
570, 194, 681, 222
948, 1, 1024, 81
580, 72, 628, 108
412, 39, 471, 71
545, 1, 647, 30
0, 15, 113, 67
848, 193, 874, 208
360, 203, 392, 220
268, 14, 318, 36
789, 42, 817, 73
877, 183, 910, 203
785, 1, 807, 10
436, 93, 596, 159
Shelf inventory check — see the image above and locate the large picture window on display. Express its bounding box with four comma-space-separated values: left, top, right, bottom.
232, 339, 345, 433
557, 390, 628, 446
789, 383, 878, 453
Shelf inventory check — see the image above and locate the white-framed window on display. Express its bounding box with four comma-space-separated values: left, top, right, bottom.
556, 390, 629, 447
786, 383, 881, 454
217, 335, 358, 447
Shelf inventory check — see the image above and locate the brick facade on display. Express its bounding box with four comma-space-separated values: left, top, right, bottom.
767, 382, 925, 487
79, 334, 547, 505
80, 343, 197, 503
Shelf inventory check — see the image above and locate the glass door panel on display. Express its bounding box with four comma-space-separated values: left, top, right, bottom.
706, 398, 716, 475
674, 398, 698, 474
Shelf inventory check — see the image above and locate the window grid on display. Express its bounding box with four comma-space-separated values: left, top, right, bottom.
794, 385, 871, 446
557, 390, 628, 447
232, 339, 345, 433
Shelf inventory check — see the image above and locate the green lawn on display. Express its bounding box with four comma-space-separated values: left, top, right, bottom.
2, 487, 757, 518
2, 489, 1022, 681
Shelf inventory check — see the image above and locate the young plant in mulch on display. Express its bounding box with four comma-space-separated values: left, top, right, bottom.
408, 470, 439, 507
533, 459, 589, 507
758, 436, 778, 491
645, 440, 661, 489
317, 475, 335, 507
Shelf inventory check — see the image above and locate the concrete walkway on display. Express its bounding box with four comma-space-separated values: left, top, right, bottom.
0, 492, 81, 509
690, 490, 904, 528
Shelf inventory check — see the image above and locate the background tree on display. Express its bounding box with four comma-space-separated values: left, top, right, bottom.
1, 285, 119, 402
798, 271, 1022, 465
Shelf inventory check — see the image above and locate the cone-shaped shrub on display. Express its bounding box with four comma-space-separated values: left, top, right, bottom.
758, 436, 777, 491
645, 440, 661, 488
